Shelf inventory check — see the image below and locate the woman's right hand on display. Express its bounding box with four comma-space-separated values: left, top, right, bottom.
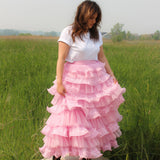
56, 42, 70, 97
57, 83, 67, 96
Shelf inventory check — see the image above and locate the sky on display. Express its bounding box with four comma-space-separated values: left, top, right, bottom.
0, 0, 160, 34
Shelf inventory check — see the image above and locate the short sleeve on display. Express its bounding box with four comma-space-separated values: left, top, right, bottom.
58, 26, 73, 46
99, 31, 103, 46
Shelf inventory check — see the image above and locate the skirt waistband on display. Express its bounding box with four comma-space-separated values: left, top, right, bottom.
66, 60, 100, 65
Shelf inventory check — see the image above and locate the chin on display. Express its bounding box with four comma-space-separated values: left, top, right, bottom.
88, 25, 93, 29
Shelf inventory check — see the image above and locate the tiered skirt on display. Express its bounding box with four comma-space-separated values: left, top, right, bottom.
39, 60, 126, 159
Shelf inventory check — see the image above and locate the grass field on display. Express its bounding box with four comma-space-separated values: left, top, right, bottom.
0, 37, 160, 160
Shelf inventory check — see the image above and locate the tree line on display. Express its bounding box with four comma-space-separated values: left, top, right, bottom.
109, 23, 160, 42
0, 29, 59, 37
0, 25, 160, 42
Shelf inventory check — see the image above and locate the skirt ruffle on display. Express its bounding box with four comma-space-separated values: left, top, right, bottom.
39, 60, 126, 159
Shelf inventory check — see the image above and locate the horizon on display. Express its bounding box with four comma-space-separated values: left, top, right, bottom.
0, 27, 158, 36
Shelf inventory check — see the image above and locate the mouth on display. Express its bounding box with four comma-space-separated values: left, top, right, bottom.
89, 24, 94, 27
87, 23, 95, 29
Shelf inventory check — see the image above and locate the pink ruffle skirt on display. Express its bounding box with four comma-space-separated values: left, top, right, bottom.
39, 60, 126, 159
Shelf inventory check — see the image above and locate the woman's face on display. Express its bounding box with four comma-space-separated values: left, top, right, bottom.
87, 13, 98, 29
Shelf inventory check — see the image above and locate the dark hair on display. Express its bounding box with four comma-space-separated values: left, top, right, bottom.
71, 0, 102, 42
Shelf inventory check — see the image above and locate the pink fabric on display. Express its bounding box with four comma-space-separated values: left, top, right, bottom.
39, 60, 126, 159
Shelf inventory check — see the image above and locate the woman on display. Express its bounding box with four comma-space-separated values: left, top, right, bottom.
39, 1, 126, 160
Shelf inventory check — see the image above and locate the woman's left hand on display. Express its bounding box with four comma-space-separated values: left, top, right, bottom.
112, 75, 118, 84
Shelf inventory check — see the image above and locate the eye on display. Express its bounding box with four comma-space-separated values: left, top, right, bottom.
90, 17, 96, 21
90, 15, 97, 20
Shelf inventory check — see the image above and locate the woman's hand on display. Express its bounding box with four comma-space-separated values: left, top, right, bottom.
98, 46, 118, 84
109, 72, 118, 84
113, 76, 118, 84
57, 83, 67, 96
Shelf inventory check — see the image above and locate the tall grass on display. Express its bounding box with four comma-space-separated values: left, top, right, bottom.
103, 41, 160, 160
0, 38, 159, 160
0, 39, 58, 159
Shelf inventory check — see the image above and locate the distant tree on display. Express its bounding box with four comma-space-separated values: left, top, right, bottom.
111, 23, 125, 42
122, 31, 126, 40
152, 30, 160, 40
140, 34, 153, 40
44, 31, 59, 37
126, 31, 132, 40
19, 33, 32, 36
126, 31, 138, 40
0, 29, 19, 36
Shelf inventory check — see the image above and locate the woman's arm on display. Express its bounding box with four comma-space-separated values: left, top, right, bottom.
98, 45, 118, 83
56, 42, 70, 96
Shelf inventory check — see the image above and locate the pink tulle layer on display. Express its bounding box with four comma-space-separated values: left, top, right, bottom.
39, 60, 126, 159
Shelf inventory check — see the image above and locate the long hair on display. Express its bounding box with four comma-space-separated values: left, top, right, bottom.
71, 0, 102, 42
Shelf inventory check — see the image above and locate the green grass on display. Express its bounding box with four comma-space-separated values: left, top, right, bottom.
103, 41, 160, 160
0, 38, 160, 160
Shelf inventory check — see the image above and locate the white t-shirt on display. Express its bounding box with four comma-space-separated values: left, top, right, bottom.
58, 25, 103, 63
